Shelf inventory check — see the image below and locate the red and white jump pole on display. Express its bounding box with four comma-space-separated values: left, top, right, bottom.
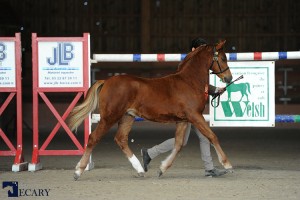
92, 51, 300, 62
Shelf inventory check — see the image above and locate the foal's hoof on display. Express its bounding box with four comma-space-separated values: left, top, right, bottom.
73, 172, 80, 181
157, 170, 163, 177
137, 172, 145, 177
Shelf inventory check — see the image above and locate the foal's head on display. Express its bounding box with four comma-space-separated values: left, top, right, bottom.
208, 40, 232, 83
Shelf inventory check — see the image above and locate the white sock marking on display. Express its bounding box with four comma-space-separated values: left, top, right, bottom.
161, 148, 177, 172
128, 154, 145, 173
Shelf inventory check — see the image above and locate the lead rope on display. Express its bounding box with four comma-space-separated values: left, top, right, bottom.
211, 75, 244, 108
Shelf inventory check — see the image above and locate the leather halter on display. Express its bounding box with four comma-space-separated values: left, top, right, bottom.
209, 46, 229, 75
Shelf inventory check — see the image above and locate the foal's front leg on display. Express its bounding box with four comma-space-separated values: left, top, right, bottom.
158, 122, 188, 177
191, 114, 233, 171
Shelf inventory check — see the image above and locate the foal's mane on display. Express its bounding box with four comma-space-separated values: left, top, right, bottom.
177, 45, 210, 71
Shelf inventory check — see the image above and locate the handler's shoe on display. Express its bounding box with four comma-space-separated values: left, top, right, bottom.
141, 148, 151, 172
205, 168, 227, 177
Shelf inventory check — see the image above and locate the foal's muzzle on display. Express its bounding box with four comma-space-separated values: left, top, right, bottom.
223, 75, 233, 84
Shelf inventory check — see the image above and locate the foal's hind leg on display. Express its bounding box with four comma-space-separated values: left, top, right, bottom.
191, 114, 233, 171
158, 122, 188, 177
74, 119, 114, 180
114, 114, 145, 176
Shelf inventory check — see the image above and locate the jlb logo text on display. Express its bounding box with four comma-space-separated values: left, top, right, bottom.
0, 43, 6, 61
47, 43, 74, 65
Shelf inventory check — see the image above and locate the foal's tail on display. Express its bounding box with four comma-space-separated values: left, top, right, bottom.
68, 80, 105, 131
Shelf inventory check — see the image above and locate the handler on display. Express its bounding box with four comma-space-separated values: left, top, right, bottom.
141, 38, 227, 177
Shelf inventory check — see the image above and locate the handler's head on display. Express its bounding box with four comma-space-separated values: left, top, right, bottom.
190, 37, 207, 51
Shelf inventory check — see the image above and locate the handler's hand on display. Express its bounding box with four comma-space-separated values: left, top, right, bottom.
216, 87, 225, 95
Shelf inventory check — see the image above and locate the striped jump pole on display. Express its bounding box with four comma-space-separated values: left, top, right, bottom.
92, 51, 300, 62
275, 115, 300, 123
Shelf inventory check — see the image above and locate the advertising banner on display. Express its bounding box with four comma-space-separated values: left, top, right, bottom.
209, 61, 275, 127
38, 42, 83, 88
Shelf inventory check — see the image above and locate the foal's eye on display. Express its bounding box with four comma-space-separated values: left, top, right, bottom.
221, 57, 226, 62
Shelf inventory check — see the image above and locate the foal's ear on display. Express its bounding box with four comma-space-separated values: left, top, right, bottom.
216, 40, 226, 50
